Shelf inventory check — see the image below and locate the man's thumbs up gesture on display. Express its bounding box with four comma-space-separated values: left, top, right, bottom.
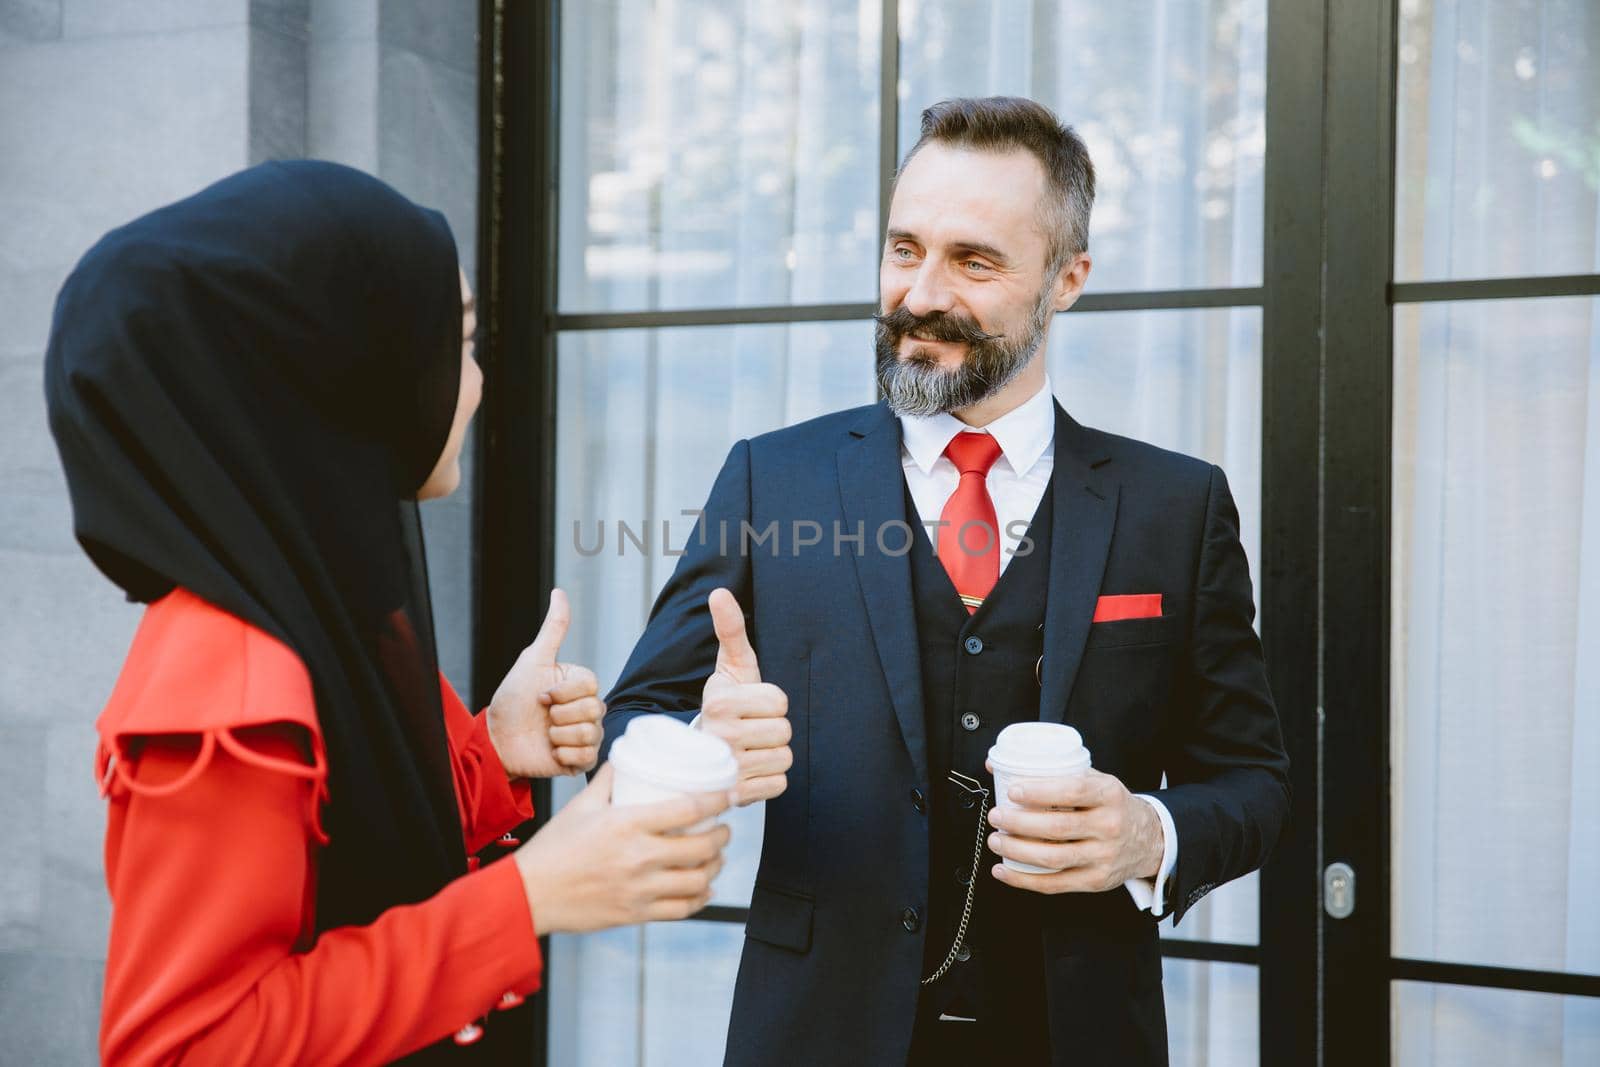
487, 588, 605, 779
701, 588, 791, 806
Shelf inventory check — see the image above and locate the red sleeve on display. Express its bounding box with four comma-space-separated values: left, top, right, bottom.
439, 675, 536, 854
94, 591, 544, 1066
99, 729, 542, 1067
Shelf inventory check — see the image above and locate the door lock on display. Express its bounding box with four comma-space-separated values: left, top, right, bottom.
1323, 862, 1355, 919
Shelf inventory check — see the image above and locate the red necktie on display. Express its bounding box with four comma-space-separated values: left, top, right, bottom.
937, 432, 1004, 614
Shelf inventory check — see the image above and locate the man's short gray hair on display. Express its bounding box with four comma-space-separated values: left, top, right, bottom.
898, 96, 1096, 275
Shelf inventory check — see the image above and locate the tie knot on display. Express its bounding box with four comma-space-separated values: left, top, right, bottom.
943, 432, 1003, 477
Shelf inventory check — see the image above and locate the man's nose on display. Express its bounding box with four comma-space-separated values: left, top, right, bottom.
901, 261, 955, 318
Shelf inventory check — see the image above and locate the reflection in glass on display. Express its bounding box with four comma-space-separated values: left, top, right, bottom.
1395, 0, 1600, 281
1391, 298, 1600, 977
899, 0, 1266, 292
1393, 981, 1600, 1066
558, 0, 880, 312
1165, 960, 1259, 1067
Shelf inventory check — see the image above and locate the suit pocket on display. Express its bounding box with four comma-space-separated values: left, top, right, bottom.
745, 883, 814, 954
1042, 926, 1168, 1064
1084, 614, 1175, 650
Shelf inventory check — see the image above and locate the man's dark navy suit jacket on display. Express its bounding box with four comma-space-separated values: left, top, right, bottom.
600, 398, 1291, 1066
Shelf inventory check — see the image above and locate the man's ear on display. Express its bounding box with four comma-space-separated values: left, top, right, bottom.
1053, 252, 1093, 313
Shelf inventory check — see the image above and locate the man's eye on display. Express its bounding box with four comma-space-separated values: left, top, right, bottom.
893, 247, 915, 261
963, 260, 990, 273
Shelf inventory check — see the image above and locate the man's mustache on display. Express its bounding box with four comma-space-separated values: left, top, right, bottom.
874, 306, 1002, 345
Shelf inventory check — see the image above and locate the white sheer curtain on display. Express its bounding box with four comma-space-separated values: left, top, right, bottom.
898, 0, 1265, 293
550, 1, 1269, 1063
1392, 296, 1600, 1065
1391, 1, 1600, 1063
557, 0, 880, 312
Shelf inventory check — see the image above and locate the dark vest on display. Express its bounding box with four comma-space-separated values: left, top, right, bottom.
910, 478, 1056, 1046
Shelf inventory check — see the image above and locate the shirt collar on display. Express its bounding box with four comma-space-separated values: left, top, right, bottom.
899, 375, 1057, 478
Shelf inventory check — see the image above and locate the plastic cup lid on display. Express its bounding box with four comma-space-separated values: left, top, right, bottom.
610, 714, 739, 793
988, 722, 1091, 773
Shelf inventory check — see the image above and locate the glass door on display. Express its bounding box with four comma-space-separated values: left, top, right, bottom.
1386, 0, 1600, 1061
1311, 0, 1600, 1061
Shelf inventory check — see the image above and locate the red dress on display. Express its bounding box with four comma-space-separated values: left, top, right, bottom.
96, 589, 542, 1065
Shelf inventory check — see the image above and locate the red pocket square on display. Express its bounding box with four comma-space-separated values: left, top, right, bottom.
1093, 594, 1163, 622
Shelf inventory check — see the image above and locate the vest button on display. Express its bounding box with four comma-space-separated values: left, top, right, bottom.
910, 787, 926, 814
955, 944, 972, 963
955, 865, 972, 886
901, 906, 922, 933
960, 712, 980, 732
964, 636, 984, 655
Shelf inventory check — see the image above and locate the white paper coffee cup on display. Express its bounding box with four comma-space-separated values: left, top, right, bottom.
988, 722, 1092, 874
608, 714, 739, 834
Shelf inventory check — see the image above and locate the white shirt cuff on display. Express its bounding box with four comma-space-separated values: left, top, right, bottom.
1123, 794, 1178, 914
689, 712, 703, 729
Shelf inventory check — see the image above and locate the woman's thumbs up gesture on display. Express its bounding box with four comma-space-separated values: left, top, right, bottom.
487, 589, 605, 778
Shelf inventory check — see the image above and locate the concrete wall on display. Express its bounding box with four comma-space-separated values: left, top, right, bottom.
0, 2, 478, 1060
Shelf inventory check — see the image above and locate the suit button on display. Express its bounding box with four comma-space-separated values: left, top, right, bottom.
964, 636, 984, 655
910, 787, 926, 814
960, 712, 980, 732
901, 906, 922, 933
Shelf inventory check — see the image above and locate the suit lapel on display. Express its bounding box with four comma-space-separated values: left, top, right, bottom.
836, 404, 929, 786
1038, 402, 1118, 723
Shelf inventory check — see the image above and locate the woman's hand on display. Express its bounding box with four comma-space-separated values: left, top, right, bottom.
514, 764, 733, 933
487, 589, 605, 779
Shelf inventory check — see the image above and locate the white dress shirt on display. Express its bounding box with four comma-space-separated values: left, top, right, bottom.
898, 376, 1179, 915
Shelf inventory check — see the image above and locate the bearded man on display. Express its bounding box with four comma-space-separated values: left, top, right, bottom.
599, 96, 1290, 1067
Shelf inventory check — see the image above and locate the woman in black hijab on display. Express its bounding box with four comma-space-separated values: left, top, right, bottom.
47, 161, 731, 1064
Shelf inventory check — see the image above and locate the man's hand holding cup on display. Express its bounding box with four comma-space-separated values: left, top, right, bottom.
699, 588, 791, 806
974, 723, 1162, 895
983, 765, 1165, 894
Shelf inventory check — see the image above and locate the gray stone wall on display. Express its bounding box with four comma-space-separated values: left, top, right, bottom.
0, 2, 478, 1060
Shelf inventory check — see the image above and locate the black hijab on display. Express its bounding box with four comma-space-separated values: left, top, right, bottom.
46, 161, 469, 933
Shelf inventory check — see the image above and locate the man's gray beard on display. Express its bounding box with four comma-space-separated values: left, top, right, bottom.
875, 293, 1053, 418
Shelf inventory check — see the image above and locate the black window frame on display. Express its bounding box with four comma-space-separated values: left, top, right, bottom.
473, 1, 1600, 1063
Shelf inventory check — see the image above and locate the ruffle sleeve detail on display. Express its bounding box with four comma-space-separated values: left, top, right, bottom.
94, 588, 329, 843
